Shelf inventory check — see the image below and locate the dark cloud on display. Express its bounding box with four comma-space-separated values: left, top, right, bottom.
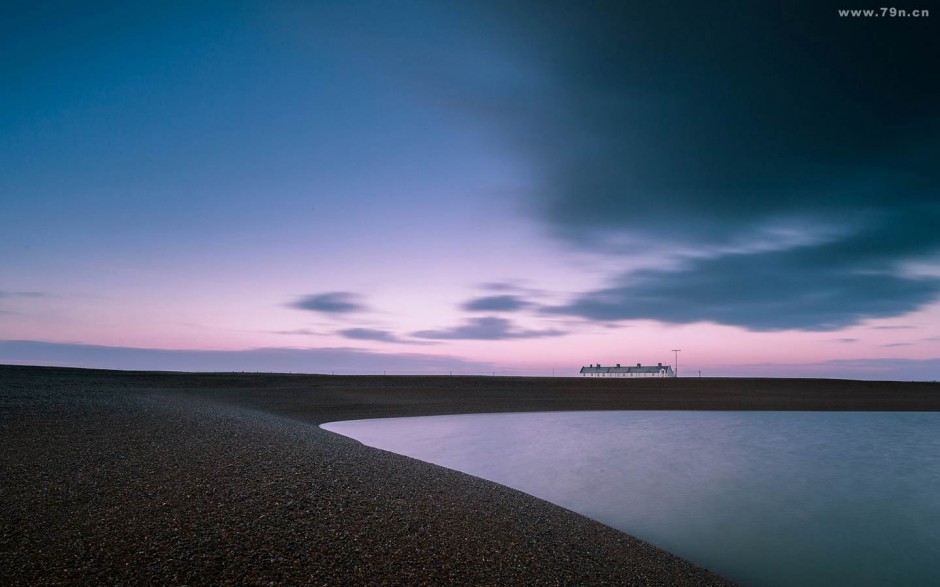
0, 340, 490, 375
882, 343, 913, 348
479, 282, 544, 295
461, 1, 940, 331
338, 328, 410, 344
412, 316, 565, 340
836, 338, 858, 344
871, 325, 916, 330
548, 245, 940, 331
290, 292, 366, 314
462, 294, 532, 312
480, 1, 938, 243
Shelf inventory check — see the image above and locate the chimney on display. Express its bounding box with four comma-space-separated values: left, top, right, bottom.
637, 363, 641, 367
616, 363, 621, 368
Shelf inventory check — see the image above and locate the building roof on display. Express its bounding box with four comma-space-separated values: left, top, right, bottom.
580, 364, 674, 374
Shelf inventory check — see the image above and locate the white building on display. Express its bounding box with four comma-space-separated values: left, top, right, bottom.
579, 362, 675, 377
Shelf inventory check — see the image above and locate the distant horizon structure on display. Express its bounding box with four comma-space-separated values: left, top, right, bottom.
579, 362, 676, 377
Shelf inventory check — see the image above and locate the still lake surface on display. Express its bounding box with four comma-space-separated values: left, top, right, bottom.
323, 411, 940, 587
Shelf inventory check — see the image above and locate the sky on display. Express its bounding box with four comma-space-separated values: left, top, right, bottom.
2, 1, 938, 379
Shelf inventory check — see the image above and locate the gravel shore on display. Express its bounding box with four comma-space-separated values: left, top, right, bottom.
3, 366, 937, 585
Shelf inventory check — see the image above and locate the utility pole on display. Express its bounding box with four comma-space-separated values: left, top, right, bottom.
671, 349, 681, 377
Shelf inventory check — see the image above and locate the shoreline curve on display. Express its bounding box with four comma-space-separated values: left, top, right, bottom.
4, 365, 937, 584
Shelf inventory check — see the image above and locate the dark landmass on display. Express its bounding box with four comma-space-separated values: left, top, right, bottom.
2, 365, 938, 585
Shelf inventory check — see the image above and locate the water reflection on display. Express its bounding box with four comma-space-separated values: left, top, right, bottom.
322, 411, 940, 587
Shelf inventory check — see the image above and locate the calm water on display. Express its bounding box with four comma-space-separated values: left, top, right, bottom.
322, 411, 940, 587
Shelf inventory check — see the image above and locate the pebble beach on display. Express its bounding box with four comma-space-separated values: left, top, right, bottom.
3, 365, 938, 585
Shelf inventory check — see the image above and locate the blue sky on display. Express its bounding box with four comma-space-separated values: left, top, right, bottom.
2, 2, 938, 379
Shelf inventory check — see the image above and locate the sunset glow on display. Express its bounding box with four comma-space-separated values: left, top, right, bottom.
3, 2, 937, 379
